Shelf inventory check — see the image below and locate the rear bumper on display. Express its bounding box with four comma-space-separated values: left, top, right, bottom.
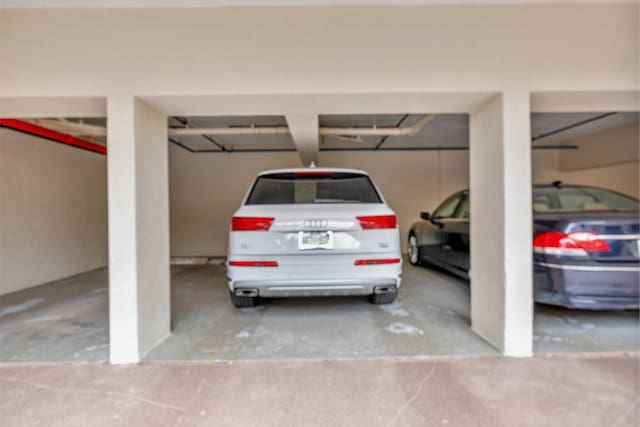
232, 278, 399, 297
534, 261, 640, 310
535, 292, 639, 310
227, 253, 402, 297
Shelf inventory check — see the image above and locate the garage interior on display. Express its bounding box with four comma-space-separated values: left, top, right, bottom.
1, 109, 637, 362
0, 3, 638, 425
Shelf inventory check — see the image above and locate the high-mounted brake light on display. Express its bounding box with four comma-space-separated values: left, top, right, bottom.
357, 215, 397, 229
295, 171, 334, 175
355, 258, 401, 265
231, 217, 274, 231
533, 231, 610, 256
229, 261, 278, 267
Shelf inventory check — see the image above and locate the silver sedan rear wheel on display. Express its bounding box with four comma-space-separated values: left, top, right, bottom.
408, 234, 420, 265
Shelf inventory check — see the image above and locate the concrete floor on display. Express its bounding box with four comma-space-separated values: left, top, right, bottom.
535, 304, 640, 353
0, 269, 109, 362
1, 354, 638, 427
147, 262, 496, 360
0, 263, 638, 362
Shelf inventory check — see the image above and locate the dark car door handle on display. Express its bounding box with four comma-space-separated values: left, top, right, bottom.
441, 244, 452, 251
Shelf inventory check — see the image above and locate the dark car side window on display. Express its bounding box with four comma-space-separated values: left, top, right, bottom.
433, 194, 463, 219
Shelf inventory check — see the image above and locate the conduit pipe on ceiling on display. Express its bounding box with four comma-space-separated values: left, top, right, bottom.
31, 114, 437, 139
320, 114, 435, 136
170, 125, 290, 136
0, 119, 107, 155
168, 114, 436, 137
31, 118, 108, 137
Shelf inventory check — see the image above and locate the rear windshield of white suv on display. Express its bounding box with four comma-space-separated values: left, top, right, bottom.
246, 172, 382, 205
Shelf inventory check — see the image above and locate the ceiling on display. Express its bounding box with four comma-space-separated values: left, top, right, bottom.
168, 116, 292, 151
317, 114, 469, 150
166, 112, 639, 152
36, 111, 640, 152
531, 112, 639, 145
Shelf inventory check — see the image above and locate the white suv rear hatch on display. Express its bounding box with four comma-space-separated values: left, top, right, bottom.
227, 168, 402, 307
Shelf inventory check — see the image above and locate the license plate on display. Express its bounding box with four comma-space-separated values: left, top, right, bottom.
298, 231, 334, 250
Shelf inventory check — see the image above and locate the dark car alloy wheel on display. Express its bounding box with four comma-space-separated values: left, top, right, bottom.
408, 234, 421, 265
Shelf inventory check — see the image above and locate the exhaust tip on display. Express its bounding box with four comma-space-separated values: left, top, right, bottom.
234, 288, 258, 297
373, 285, 397, 295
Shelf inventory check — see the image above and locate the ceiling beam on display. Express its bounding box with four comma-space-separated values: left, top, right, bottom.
285, 114, 319, 166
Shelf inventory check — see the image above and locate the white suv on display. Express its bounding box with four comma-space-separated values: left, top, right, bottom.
227, 167, 402, 307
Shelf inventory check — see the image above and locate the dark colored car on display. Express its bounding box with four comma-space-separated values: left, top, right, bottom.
408, 183, 640, 310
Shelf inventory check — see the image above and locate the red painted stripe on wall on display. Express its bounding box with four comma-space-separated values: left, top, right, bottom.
0, 118, 107, 155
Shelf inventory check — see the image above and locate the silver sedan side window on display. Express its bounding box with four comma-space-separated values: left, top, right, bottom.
433, 194, 463, 219
455, 196, 470, 219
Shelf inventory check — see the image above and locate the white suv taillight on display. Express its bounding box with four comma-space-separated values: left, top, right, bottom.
357, 215, 397, 229
533, 231, 611, 256
355, 258, 401, 265
231, 217, 274, 231
229, 261, 278, 267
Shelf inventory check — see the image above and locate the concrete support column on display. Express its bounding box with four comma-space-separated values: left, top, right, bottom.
107, 95, 170, 364
469, 92, 533, 357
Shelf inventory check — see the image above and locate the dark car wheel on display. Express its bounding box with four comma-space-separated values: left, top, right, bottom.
229, 290, 259, 308
408, 233, 422, 266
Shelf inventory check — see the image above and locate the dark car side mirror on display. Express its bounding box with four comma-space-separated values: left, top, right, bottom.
420, 212, 431, 221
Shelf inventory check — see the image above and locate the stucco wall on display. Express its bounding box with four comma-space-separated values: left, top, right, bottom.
169, 145, 565, 256
558, 121, 640, 198
169, 146, 470, 256
0, 129, 108, 295
0, 121, 633, 290
1, 4, 637, 96
560, 162, 639, 199
168, 126, 636, 257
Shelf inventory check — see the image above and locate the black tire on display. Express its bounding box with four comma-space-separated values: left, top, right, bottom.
369, 288, 398, 305
408, 233, 423, 266
229, 290, 259, 308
